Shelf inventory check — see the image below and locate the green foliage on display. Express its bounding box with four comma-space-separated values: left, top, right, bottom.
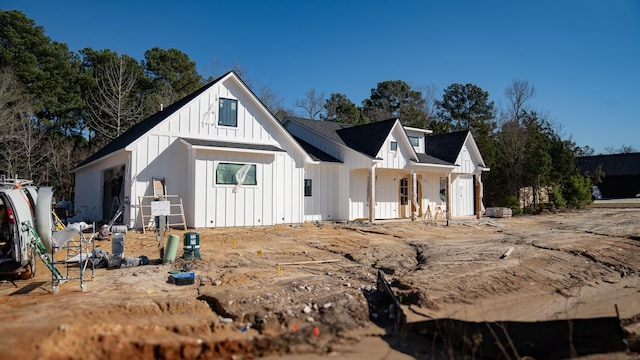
142, 47, 203, 115
562, 174, 592, 208
503, 195, 523, 215
548, 183, 567, 209
437, 83, 496, 132
584, 164, 605, 185
362, 80, 426, 126
322, 93, 365, 124
0, 10, 84, 136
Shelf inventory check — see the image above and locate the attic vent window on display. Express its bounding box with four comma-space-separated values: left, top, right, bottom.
390, 141, 397, 151
218, 98, 238, 127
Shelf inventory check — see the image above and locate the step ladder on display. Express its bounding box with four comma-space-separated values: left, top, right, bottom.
23, 220, 64, 280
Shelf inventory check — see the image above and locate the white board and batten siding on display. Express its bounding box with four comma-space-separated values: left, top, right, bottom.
303, 163, 341, 222
79, 73, 307, 229
450, 143, 480, 217
73, 151, 130, 225
192, 151, 304, 228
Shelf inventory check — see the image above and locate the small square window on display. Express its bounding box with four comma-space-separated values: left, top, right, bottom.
409, 136, 419, 146
390, 141, 397, 151
304, 179, 312, 197
218, 98, 238, 127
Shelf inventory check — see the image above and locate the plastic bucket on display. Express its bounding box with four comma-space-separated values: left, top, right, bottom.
112, 233, 125, 257
164, 234, 180, 263
112, 225, 128, 234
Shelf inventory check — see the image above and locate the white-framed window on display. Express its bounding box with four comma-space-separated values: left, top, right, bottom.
216, 163, 257, 185
218, 98, 238, 127
390, 141, 398, 151
304, 179, 312, 197
408, 136, 419, 146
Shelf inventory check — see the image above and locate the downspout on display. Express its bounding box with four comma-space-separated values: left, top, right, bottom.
368, 165, 376, 223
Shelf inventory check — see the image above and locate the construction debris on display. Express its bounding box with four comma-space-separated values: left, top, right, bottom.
501, 247, 514, 259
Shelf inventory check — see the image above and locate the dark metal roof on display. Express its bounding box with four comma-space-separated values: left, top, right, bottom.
291, 136, 342, 163
425, 131, 469, 164
337, 118, 397, 158
285, 117, 398, 158
416, 153, 453, 166
181, 138, 285, 152
285, 117, 349, 146
285, 117, 467, 166
576, 152, 640, 176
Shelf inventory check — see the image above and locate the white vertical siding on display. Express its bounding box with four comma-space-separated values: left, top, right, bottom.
73, 151, 129, 224
77, 74, 308, 229
418, 172, 448, 215
349, 169, 369, 220
303, 163, 341, 221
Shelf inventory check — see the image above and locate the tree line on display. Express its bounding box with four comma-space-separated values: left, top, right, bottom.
1, 10, 602, 211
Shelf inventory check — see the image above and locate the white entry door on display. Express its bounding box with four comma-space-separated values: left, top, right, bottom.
453, 175, 474, 216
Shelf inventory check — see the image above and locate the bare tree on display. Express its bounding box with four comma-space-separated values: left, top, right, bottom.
505, 79, 536, 124
0, 68, 42, 179
496, 119, 531, 196
0, 68, 29, 139
418, 83, 438, 123
605, 144, 637, 154
86, 56, 143, 145
295, 89, 325, 120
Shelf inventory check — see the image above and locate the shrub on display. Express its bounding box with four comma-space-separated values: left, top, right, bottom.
563, 174, 593, 208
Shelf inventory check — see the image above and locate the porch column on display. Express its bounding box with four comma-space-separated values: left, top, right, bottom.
410, 171, 417, 221
368, 166, 376, 223
445, 174, 451, 222
475, 174, 482, 219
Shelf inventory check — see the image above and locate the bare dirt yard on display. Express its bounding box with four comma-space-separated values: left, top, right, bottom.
0, 206, 639, 359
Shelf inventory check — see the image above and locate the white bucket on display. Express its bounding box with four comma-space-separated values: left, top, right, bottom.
112, 233, 125, 257
112, 225, 128, 234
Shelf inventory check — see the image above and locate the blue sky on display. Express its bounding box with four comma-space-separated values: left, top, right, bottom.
4, 0, 639, 154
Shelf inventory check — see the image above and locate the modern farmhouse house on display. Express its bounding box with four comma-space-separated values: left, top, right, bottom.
72, 71, 488, 229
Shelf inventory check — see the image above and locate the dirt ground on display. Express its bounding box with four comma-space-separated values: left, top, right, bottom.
0, 206, 639, 359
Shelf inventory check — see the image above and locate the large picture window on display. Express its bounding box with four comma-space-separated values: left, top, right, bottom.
216, 163, 257, 185
218, 98, 238, 127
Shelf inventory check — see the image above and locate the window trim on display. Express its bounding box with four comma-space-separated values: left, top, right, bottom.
390, 141, 398, 151
218, 98, 238, 127
304, 179, 312, 197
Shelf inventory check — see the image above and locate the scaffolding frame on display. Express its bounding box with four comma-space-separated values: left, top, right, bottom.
51, 224, 95, 293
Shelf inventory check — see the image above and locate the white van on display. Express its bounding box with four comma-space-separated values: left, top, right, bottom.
0, 178, 53, 279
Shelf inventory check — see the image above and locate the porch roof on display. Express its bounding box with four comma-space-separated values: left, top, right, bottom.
181, 138, 286, 152
292, 136, 342, 163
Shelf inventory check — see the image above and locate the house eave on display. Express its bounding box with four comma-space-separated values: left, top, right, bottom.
71, 148, 128, 173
